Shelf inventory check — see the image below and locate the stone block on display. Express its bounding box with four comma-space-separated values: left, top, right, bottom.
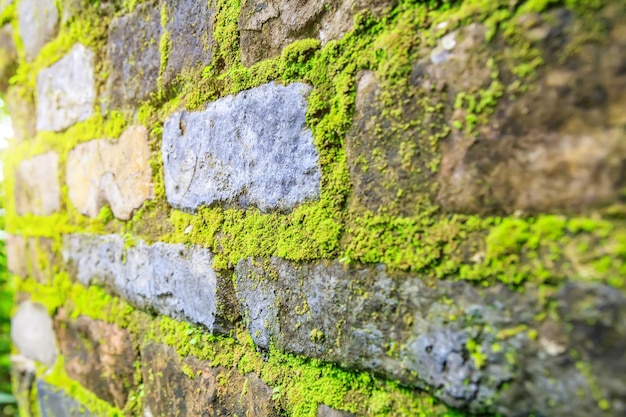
11, 355, 36, 417
162, 82, 320, 212
18, 0, 59, 61
66, 125, 153, 220
36, 43, 95, 132
6, 235, 27, 277
0, 24, 17, 91
11, 301, 58, 366
62, 234, 237, 333
54, 311, 138, 408
141, 343, 277, 417
235, 257, 626, 416
5, 86, 36, 140
239, 0, 396, 66
105, 3, 161, 107
37, 381, 94, 417
14, 151, 61, 216
162, 0, 214, 85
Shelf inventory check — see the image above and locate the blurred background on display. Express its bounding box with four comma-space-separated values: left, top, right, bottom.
0, 95, 16, 416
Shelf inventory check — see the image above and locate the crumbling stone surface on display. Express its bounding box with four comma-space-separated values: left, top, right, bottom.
36, 44, 95, 132
162, 0, 214, 85
14, 151, 61, 216
18, 0, 59, 61
11, 301, 58, 366
62, 234, 237, 333
37, 380, 94, 417
141, 343, 278, 417
54, 311, 138, 408
239, 0, 397, 66
162, 82, 320, 212
105, 3, 162, 108
66, 125, 153, 220
235, 257, 626, 416
0, 24, 17, 90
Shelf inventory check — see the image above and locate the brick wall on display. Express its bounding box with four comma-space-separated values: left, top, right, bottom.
1, 0, 626, 416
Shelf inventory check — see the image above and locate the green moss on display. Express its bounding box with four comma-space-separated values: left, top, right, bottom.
40, 357, 125, 416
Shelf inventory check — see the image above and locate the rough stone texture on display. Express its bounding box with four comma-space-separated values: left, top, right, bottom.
162, 82, 320, 212
235, 258, 626, 416
5, 86, 37, 140
66, 125, 154, 220
14, 151, 61, 216
141, 343, 278, 417
105, 3, 162, 108
434, 8, 626, 214
62, 234, 238, 333
0, 24, 17, 90
36, 43, 95, 132
37, 381, 94, 417
162, 0, 214, 85
317, 404, 355, 417
54, 310, 138, 408
11, 355, 36, 417
11, 301, 58, 366
18, 0, 59, 61
239, 0, 397, 66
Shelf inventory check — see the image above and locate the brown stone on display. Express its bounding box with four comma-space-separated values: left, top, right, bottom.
239, 0, 396, 66
14, 151, 61, 216
347, 6, 626, 216
434, 8, 626, 214
141, 343, 278, 417
54, 311, 138, 409
66, 125, 153, 220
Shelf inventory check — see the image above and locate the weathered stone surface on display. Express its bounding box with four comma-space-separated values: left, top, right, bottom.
235, 258, 626, 416
62, 234, 238, 333
5, 86, 36, 140
54, 310, 138, 408
37, 381, 94, 417
11, 301, 58, 366
239, 0, 397, 66
162, 82, 320, 212
347, 6, 626, 216
0, 24, 17, 90
36, 44, 95, 132
18, 0, 59, 61
14, 151, 61, 216
162, 0, 214, 85
105, 3, 162, 107
434, 8, 626, 214
11, 355, 36, 416
317, 404, 355, 417
66, 125, 153, 220
141, 343, 278, 417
